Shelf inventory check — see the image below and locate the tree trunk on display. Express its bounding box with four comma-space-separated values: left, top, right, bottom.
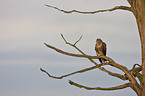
128, 0, 145, 95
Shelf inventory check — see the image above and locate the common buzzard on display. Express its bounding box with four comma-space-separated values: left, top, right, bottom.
95, 38, 107, 63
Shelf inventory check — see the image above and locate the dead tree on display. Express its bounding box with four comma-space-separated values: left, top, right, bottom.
40, 0, 145, 96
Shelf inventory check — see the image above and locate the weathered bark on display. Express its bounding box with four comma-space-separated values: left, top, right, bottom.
128, 0, 145, 96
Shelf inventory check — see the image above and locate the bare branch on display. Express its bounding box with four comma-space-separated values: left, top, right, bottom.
44, 43, 84, 57
127, 0, 133, 6
61, 34, 88, 57
110, 62, 139, 82
101, 67, 128, 80
44, 43, 111, 60
130, 64, 141, 71
136, 72, 143, 84
60, 35, 128, 80
74, 35, 83, 45
60, 34, 114, 64
61, 34, 83, 46
45, 5, 132, 14
44, 43, 127, 80
45, 33, 133, 81
40, 63, 107, 79
69, 80, 131, 90
61, 34, 68, 44
44, 35, 140, 90
131, 64, 142, 83
40, 68, 61, 79
44, 43, 116, 64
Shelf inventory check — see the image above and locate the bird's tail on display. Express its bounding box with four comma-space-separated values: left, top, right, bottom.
99, 58, 106, 63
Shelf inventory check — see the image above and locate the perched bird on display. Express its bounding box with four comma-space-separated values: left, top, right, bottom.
95, 38, 107, 63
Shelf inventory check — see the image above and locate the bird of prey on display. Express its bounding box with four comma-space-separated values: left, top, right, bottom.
95, 38, 107, 63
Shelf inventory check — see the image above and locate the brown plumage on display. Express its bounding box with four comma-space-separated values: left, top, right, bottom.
95, 38, 107, 63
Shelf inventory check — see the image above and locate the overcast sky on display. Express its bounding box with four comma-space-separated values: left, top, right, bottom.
0, 0, 141, 96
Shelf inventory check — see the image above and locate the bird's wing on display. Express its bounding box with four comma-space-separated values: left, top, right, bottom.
95, 44, 98, 53
102, 42, 107, 56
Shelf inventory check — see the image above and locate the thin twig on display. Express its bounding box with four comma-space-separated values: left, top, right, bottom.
45, 5, 132, 14
61, 34, 68, 44
61, 34, 83, 45
69, 80, 131, 90
74, 35, 83, 45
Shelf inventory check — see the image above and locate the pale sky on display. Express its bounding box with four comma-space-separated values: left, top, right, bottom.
0, 0, 141, 96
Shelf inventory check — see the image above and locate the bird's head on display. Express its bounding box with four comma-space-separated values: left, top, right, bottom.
96, 38, 102, 42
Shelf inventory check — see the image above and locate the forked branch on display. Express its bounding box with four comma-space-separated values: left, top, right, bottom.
61, 35, 129, 80
44, 42, 115, 62
44, 35, 133, 81
43, 34, 141, 94
45, 5, 132, 14
61, 34, 83, 46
